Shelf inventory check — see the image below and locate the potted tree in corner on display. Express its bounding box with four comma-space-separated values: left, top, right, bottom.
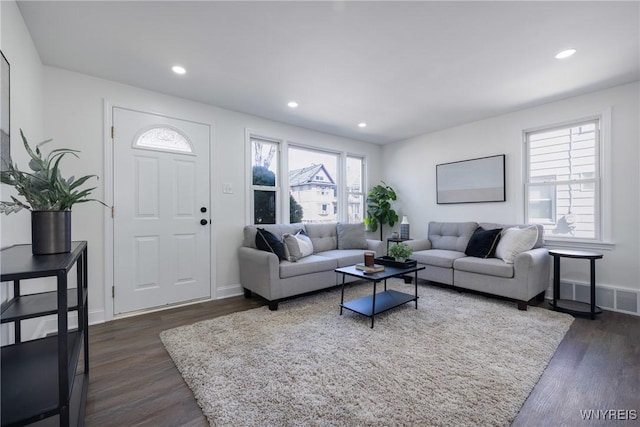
0, 130, 105, 254
364, 181, 399, 241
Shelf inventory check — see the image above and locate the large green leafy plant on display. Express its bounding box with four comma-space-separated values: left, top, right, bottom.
0, 130, 103, 214
364, 181, 399, 240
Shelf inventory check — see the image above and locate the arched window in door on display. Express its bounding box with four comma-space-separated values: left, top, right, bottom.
133, 126, 194, 155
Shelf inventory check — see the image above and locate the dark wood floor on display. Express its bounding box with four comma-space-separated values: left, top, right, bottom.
85, 289, 640, 427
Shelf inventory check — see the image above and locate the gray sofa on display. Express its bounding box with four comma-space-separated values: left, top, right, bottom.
239, 223, 384, 310
405, 221, 550, 310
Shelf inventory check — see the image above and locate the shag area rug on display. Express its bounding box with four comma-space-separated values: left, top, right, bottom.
160, 281, 573, 427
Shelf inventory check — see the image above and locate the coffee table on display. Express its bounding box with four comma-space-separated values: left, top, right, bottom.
335, 264, 425, 328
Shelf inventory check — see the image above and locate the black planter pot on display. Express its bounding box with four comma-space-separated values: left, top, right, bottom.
31, 210, 71, 255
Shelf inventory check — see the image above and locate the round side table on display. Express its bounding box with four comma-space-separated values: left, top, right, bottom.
548, 249, 603, 320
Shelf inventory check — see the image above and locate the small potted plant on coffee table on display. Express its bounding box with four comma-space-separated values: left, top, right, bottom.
388, 242, 413, 263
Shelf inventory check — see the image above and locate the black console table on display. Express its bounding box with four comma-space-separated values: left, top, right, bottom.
1, 241, 89, 426
548, 248, 603, 320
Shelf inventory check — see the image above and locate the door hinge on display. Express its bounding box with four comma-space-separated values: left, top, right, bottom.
111, 206, 115, 218
111, 126, 114, 139
112, 286, 115, 298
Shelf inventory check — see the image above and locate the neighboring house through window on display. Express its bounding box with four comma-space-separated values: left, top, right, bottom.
288, 146, 338, 223
246, 131, 366, 225
525, 117, 605, 242
346, 155, 365, 223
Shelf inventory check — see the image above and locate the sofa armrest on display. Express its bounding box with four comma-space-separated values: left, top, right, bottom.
404, 238, 432, 252
513, 247, 551, 297
238, 246, 281, 300
366, 239, 385, 258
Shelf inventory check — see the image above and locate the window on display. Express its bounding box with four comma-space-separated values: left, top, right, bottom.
246, 131, 367, 225
288, 147, 338, 223
346, 156, 365, 223
251, 137, 279, 224
134, 126, 193, 154
525, 119, 600, 240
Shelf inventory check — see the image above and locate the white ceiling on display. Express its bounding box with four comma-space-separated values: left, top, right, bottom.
17, 1, 640, 144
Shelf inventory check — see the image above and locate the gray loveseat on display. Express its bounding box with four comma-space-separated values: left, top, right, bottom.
239, 223, 384, 310
405, 221, 550, 310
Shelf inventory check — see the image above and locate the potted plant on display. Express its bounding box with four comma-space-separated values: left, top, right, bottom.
0, 130, 105, 254
364, 181, 399, 241
388, 242, 413, 263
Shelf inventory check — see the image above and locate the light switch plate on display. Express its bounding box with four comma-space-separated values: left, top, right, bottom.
223, 182, 233, 194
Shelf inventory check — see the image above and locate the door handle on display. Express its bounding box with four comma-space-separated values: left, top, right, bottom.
200, 219, 208, 226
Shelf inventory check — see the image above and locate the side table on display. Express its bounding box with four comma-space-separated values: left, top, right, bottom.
548, 249, 603, 320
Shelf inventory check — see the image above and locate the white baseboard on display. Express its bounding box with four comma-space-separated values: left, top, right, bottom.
550, 281, 639, 317
216, 283, 244, 299
36, 308, 106, 340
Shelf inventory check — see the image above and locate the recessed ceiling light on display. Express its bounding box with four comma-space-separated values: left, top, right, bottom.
555, 49, 576, 59
358, 122, 367, 128
172, 65, 186, 75
287, 101, 299, 108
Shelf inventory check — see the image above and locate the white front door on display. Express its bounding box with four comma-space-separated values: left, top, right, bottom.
112, 107, 211, 314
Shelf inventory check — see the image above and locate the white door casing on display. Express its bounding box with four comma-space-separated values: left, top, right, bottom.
112, 107, 211, 314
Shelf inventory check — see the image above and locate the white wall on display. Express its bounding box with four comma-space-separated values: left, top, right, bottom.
1, 0, 47, 343
42, 66, 383, 323
0, 0, 44, 250
382, 82, 640, 298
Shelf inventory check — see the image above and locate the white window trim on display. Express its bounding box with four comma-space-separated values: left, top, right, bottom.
245, 129, 283, 225
522, 109, 614, 249
245, 130, 367, 225
345, 153, 366, 223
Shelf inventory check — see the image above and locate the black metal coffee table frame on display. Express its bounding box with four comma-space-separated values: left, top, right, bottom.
336, 264, 425, 328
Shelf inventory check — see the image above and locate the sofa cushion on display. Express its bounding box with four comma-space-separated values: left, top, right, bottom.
413, 249, 467, 268
279, 255, 338, 279
465, 227, 502, 258
428, 222, 478, 252
453, 257, 514, 278
479, 222, 544, 249
336, 223, 367, 249
494, 226, 538, 264
243, 223, 305, 249
317, 249, 370, 267
305, 223, 338, 253
255, 228, 286, 261
282, 231, 314, 262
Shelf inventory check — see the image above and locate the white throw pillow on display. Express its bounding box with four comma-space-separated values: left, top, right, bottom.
494, 226, 539, 264
282, 231, 314, 262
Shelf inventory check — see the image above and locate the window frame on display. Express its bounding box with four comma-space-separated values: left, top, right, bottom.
523, 110, 613, 249
346, 154, 366, 224
248, 134, 282, 225
245, 130, 367, 225
288, 143, 340, 224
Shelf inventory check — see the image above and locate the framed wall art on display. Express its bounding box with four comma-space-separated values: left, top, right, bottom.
1, 50, 9, 171
436, 154, 506, 204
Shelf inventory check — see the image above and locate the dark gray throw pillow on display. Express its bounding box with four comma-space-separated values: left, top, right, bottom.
465, 227, 502, 258
255, 228, 286, 261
